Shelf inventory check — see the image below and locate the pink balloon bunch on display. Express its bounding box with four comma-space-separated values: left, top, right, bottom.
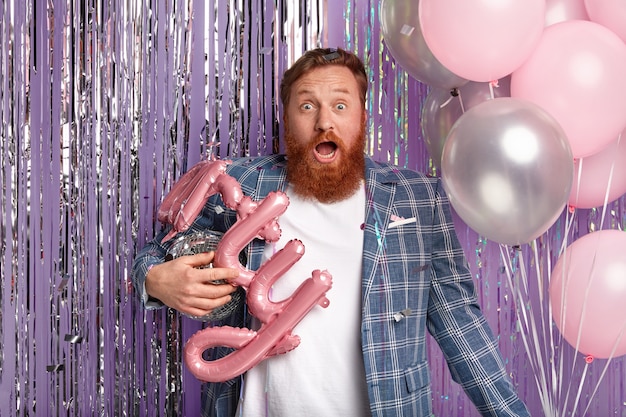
158, 159, 333, 382
549, 230, 626, 359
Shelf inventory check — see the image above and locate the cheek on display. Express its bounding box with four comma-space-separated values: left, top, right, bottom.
343, 115, 365, 143
285, 112, 308, 134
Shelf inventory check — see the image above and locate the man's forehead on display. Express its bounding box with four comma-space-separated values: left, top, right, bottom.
292, 67, 358, 94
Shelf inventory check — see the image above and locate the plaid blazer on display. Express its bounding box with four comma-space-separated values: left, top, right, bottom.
132, 154, 529, 417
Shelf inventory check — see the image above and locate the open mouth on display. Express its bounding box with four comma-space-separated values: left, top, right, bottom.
314, 141, 338, 161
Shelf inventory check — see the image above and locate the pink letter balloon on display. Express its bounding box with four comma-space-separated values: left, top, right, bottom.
418, 0, 545, 82
550, 230, 626, 359
569, 132, 626, 209
585, 0, 626, 43
157, 159, 334, 382
380, 0, 467, 89
157, 159, 243, 243
511, 20, 626, 158
441, 98, 573, 246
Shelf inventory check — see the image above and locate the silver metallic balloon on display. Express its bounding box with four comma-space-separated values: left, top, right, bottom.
380, 0, 467, 89
441, 98, 573, 246
421, 88, 464, 170
421, 78, 511, 170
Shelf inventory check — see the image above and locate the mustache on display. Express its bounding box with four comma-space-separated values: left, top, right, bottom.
310, 130, 344, 147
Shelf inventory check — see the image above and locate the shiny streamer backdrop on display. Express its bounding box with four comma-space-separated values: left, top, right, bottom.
0, 1, 625, 416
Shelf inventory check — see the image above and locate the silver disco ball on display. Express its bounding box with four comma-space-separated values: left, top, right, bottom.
166, 230, 245, 321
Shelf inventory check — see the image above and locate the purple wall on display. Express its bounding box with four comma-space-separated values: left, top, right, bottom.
0, 0, 624, 415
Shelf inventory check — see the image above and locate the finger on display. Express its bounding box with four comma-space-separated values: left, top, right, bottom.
199, 265, 240, 284
180, 294, 233, 317
192, 281, 238, 299
184, 251, 216, 268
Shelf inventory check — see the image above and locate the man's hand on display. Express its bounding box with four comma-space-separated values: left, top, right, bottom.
145, 251, 239, 317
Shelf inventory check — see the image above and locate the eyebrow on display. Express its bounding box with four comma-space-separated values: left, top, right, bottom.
295, 87, 352, 97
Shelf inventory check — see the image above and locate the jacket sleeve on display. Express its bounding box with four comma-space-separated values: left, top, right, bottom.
426, 179, 530, 417
130, 193, 231, 309
130, 226, 172, 310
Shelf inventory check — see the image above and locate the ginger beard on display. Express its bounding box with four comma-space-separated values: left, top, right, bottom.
284, 121, 366, 204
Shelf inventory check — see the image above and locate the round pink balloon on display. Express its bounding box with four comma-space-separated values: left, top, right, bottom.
511, 20, 626, 158
545, 0, 589, 26
550, 230, 626, 359
585, 0, 626, 43
418, 0, 545, 82
569, 132, 626, 209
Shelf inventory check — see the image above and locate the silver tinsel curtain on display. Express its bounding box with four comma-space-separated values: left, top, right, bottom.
1, 0, 625, 416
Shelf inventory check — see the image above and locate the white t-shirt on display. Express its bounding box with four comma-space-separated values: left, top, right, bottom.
237, 184, 372, 417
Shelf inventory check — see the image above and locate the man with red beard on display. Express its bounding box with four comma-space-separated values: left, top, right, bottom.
132, 48, 529, 417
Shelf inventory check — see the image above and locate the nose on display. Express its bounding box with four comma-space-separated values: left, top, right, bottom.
315, 107, 334, 132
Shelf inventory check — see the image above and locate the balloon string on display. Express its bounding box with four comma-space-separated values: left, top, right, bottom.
441, 88, 459, 111
545, 208, 578, 416
572, 157, 583, 209
571, 362, 590, 416
488, 80, 496, 100
499, 245, 555, 416
552, 210, 575, 417
581, 321, 626, 416
598, 132, 622, 231
561, 225, 604, 415
454, 88, 466, 113
529, 239, 561, 412
540, 235, 563, 414
559, 207, 576, 256
518, 244, 559, 415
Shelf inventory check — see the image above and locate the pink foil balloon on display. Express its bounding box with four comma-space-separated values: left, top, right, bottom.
185, 268, 332, 382
157, 160, 244, 242
511, 20, 626, 158
569, 133, 626, 209
214, 192, 290, 285
550, 230, 626, 359
419, 0, 545, 82
158, 159, 334, 383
